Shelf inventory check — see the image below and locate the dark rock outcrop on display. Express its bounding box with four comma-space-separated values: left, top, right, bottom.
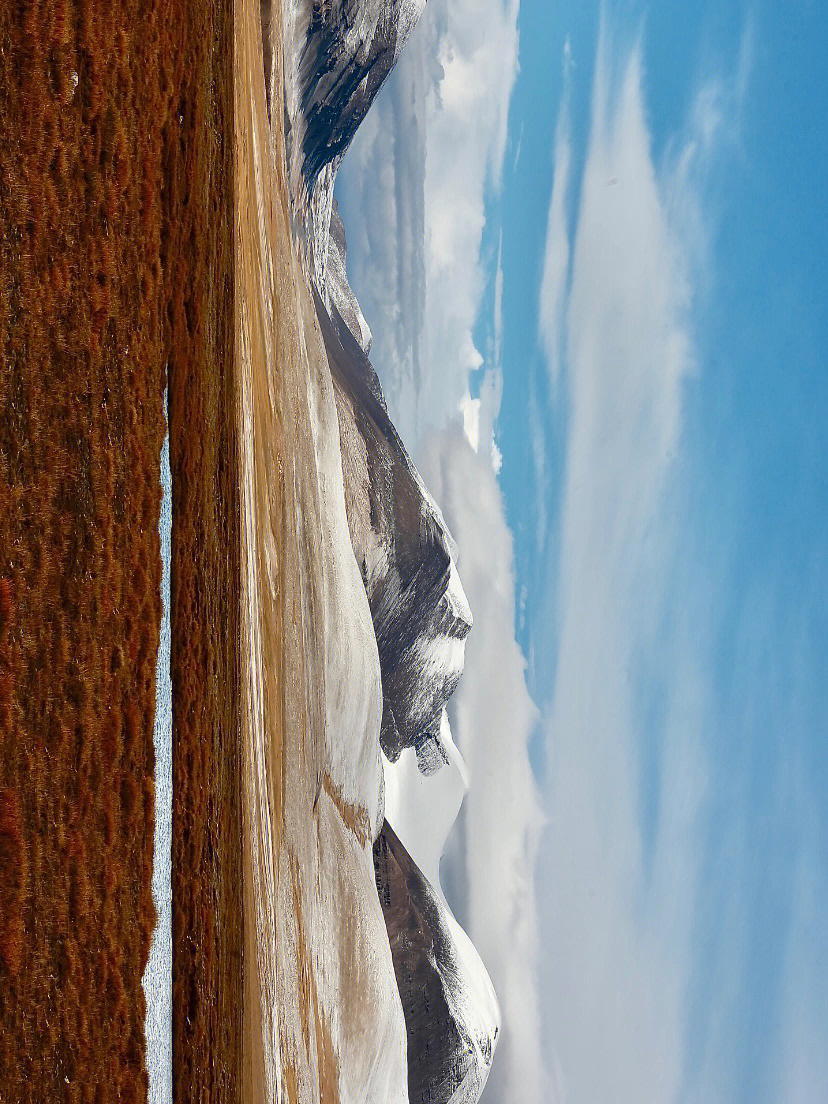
318, 291, 472, 764
294, 0, 426, 189
279, 0, 428, 289
374, 822, 499, 1104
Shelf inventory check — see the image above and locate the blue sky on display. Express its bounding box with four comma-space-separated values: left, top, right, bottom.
337, 2, 827, 1101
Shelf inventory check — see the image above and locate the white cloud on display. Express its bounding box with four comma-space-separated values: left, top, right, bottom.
460, 391, 481, 451
460, 368, 504, 473
337, 0, 520, 449
493, 232, 504, 368
530, 16, 804, 1104
660, 19, 753, 300
777, 809, 828, 1104
536, 26, 705, 1104
538, 37, 573, 390
421, 427, 548, 1104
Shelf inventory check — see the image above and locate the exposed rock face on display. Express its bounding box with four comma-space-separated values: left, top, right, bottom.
319, 292, 473, 764
275, 8, 502, 1103
279, 0, 428, 288
374, 822, 499, 1104
286, 0, 426, 189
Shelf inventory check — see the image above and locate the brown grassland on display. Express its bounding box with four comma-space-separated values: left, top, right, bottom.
166, 1, 242, 1102
0, 1, 236, 1101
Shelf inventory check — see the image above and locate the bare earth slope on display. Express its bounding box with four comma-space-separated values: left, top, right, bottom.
235, 0, 409, 1100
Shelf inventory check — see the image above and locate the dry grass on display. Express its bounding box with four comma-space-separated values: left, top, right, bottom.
166, 1, 242, 1101
0, 1, 223, 1099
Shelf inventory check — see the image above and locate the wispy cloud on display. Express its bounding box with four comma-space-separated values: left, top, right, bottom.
660, 17, 754, 300
538, 37, 574, 391
537, 28, 699, 1104
526, 15, 767, 1102
533, 16, 828, 1104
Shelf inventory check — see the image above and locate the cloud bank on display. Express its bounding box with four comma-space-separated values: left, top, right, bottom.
422, 425, 547, 1104
336, 0, 519, 449
532, 18, 827, 1104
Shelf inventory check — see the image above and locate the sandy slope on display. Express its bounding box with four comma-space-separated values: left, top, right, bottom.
235, 1, 409, 1100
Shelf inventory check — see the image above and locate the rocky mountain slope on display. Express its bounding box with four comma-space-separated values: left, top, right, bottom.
273, 3, 502, 1100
